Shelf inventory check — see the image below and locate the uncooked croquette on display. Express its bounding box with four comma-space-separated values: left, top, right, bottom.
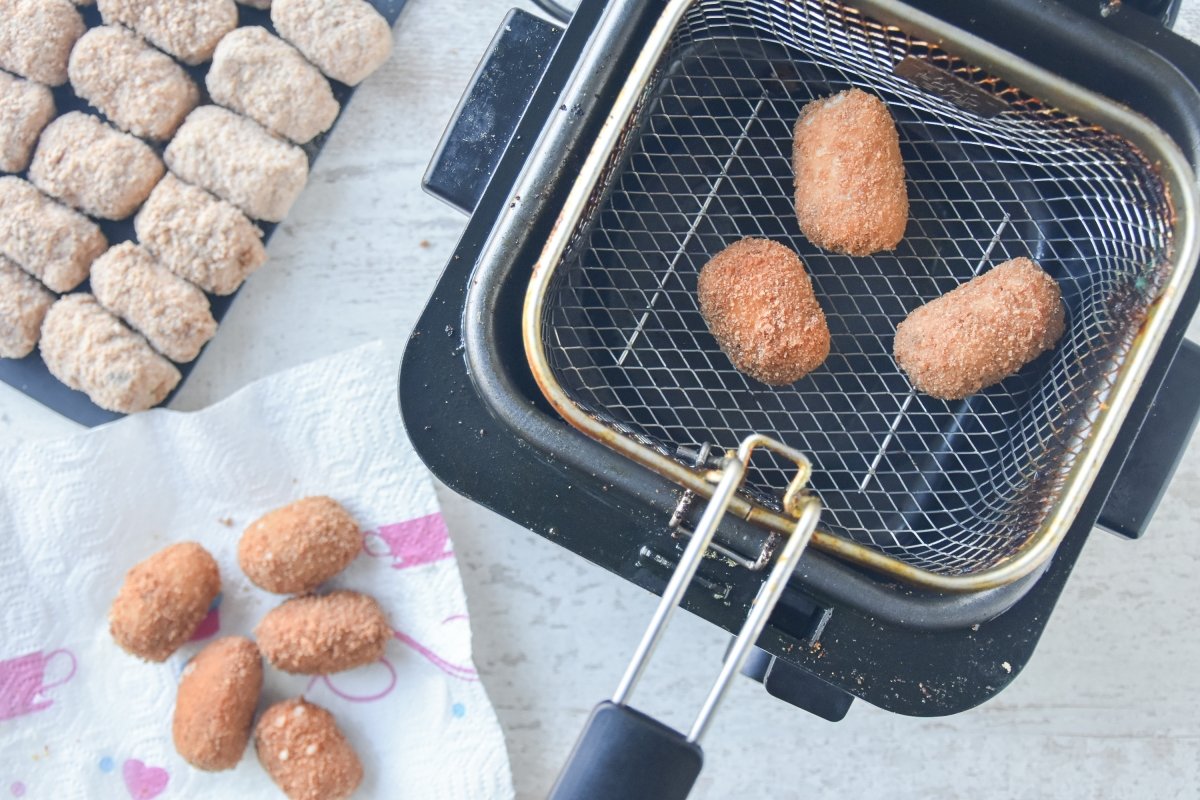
40, 294, 181, 413
68, 26, 200, 141
29, 112, 164, 220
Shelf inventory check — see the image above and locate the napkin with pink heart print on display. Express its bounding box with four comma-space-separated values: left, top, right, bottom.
0, 342, 514, 800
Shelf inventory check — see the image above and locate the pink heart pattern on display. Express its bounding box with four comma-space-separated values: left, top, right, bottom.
122, 759, 168, 800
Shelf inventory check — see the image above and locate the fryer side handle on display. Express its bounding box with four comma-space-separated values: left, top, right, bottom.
1097, 339, 1200, 539
422, 9, 563, 215
548, 702, 703, 800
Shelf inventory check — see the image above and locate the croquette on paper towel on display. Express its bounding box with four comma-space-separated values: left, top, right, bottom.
0, 342, 514, 799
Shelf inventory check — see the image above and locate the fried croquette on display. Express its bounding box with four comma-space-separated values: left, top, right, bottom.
255, 698, 364, 800
165, 105, 308, 222
29, 112, 164, 220
0, 71, 56, 173
91, 242, 218, 363
893, 257, 1066, 400
793, 89, 908, 255
173, 637, 263, 771
272, 0, 392, 86
238, 496, 361, 595
134, 175, 266, 296
108, 541, 220, 661
0, 0, 85, 86
207, 26, 340, 144
0, 254, 54, 358
697, 238, 830, 385
68, 26, 200, 141
256, 590, 390, 675
97, 0, 238, 66
40, 293, 181, 412
0, 176, 107, 292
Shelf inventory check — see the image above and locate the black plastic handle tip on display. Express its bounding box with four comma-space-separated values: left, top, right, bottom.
549, 701, 704, 800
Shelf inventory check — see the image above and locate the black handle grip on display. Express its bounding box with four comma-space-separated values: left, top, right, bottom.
549, 702, 704, 800
1098, 339, 1200, 539
422, 8, 563, 215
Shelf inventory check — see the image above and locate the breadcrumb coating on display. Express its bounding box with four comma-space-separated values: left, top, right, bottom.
165, 106, 308, 222
256, 591, 390, 675
239, 496, 361, 594
134, 174, 266, 296
0, 0, 85, 86
697, 238, 830, 385
108, 541, 219, 661
893, 257, 1066, 400
0, 254, 54, 358
0, 70, 56, 173
255, 698, 363, 800
29, 112, 164, 220
91, 242, 217, 363
69, 26, 200, 141
272, 0, 392, 86
173, 637, 263, 771
0, 176, 107, 293
793, 89, 908, 256
207, 26, 339, 144
40, 293, 180, 412
97, 0, 238, 65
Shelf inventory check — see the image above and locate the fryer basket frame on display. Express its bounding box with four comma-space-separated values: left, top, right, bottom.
520, 0, 1200, 591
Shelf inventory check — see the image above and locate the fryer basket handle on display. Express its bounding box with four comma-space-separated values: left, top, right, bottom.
548, 702, 703, 800
422, 9, 563, 215
1098, 339, 1200, 539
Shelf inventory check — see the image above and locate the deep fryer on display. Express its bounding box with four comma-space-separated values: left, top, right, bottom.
401, 0, 1200, 788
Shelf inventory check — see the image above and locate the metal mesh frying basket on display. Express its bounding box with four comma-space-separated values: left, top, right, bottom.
527, 0, 1194, 586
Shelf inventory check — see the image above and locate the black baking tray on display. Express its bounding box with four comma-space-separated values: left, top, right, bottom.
0, 0, 409, 426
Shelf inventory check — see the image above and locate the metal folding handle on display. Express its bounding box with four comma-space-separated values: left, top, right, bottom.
549, 435, 822, 800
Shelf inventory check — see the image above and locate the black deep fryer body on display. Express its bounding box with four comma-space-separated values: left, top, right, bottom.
401, 0, 1200, 717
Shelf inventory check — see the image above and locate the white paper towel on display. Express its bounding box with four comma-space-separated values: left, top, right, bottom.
0, 342, 514, 800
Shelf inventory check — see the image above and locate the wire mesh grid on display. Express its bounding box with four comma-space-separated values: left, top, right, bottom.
539, 0, 1175, 575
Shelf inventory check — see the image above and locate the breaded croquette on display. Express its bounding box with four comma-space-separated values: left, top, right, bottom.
29, 112, 164, 220
108, 541, 220, 661
40, 293, 181, 412
0, 71, 55, 173
134, 175, 266, 296
697, 238, 830, 385
165, 106, 308, 222
271, 0, 392, 86
894, 257, 1065, 400
0, 255, 54, 358
0, 177, 107, 292
91, 242, 218, 363
255, 698, 363, 800
238, 496, 361, 595
0, 0, 85, 86
207, 26, 339, 144
68, 26, 200, 141
256, 590, 390, 675
97, 0, 237, 66
793, 89, 908, 255
174, 637, 263, 771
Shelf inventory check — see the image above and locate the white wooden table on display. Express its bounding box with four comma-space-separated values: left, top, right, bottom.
2, 2, 1198, 797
